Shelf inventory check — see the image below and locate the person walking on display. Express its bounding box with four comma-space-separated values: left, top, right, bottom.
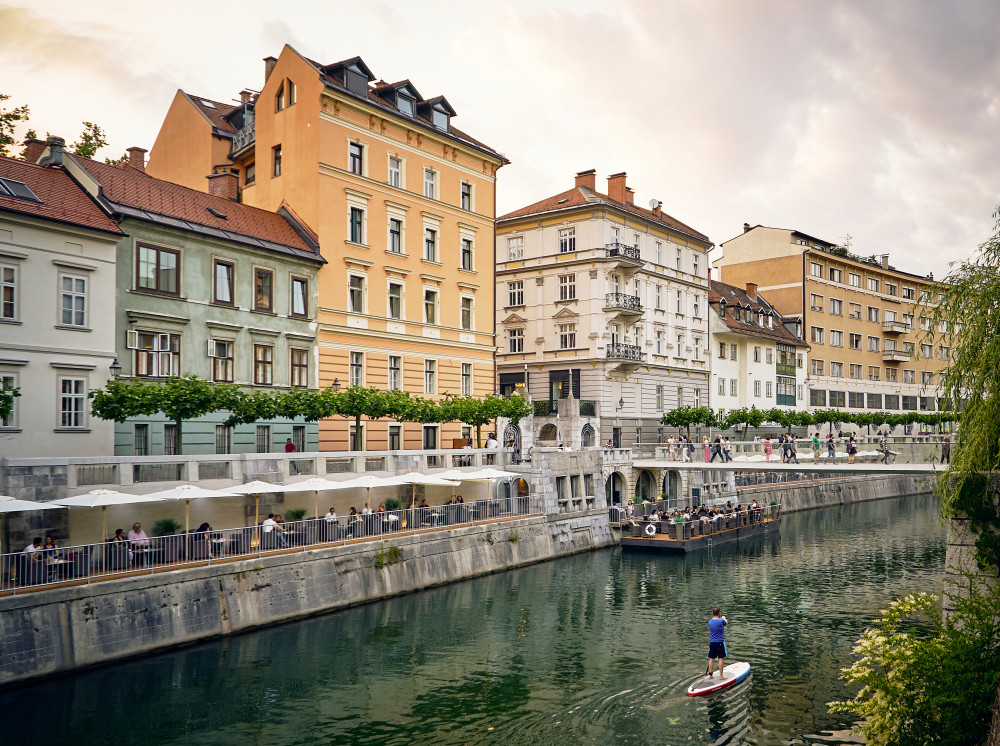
880, 432, 891, 464
825, 433, 836, 465
763, 436, 772, 461
710, 435, 723, 462
706, 607, 728, 679
788, 434, 799, 464
723, 437, 733, 462
811, 432, 820, 464
847, 435, 857, 464
703, 436, 711, 463
940, 435, 951, 464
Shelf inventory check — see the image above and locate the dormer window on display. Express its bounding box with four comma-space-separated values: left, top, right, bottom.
345, 64, 369, 97
432, 106, 449, 130
398, 94, 414, 116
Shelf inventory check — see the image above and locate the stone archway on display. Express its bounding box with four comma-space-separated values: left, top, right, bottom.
634, 470, 655, 502
581, 423, 596, 447
605, 471, 626, 505
539, 423, 558, 442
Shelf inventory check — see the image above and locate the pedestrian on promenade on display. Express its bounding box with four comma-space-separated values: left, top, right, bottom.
763, 436, 772, 461
710, 436, 723, 462
703, 436, 711, 463
847, 435, 857, 464
811, 432, 820, 464
940, 435, 951, 464
723, 437, 733, 462
880, 433, 891, 464
788, 434, 799, 464
825, 434, 836, 465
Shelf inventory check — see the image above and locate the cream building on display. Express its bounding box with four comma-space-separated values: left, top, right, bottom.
496, 170, 712, 449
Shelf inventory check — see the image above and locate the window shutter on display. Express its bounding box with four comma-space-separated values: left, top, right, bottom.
126, 330, 139, 349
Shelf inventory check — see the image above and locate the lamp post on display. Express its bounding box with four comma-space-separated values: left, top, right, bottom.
109, 358, 122, 378
332, 378, 341, 392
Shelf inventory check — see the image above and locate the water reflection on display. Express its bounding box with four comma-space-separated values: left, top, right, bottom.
2, 494, 943, 745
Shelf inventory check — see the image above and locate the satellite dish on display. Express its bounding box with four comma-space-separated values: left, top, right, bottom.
649, 198, 661, 210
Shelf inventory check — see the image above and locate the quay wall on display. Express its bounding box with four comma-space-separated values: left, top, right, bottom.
0, 510, 612, 689
742, 474, 936, 513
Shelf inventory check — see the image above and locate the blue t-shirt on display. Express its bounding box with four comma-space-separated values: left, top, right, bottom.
708, 617, 727, 642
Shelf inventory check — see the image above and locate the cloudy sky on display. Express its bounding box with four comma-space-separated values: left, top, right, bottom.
2, 0, 997, 278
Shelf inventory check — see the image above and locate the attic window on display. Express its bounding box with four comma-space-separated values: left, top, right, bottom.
556, 198, 569, 204
206, 206, 227, 220
431, 107, 449, 131
200, 99, 217, 109
398, 93, 414, 116
0, 178, 41, 202
345, 64, 369, 97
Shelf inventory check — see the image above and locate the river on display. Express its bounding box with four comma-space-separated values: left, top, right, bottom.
3, 493, 944, 745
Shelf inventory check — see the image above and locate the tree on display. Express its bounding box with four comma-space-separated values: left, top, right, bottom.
723, 406, 766, 440
330, 386, 397, 450
498, 393, 531, 426
0, 378, 21, 422
660, 406, 717, 437
0, 93, 30, 158
71, 122, 108, 159
440, 394, 500, 446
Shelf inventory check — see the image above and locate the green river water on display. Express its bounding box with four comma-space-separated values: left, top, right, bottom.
3, 493, 945, 745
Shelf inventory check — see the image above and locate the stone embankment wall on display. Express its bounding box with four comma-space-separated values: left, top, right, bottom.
0, 511, 612, 688
742, 474, 935, 513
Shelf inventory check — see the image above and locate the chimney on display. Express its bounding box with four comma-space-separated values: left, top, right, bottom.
625, 186, 635, 205
240, 89, 255, 104
574, 168, 596, 190
607, 172, 627, 203
207, 170, 239, 201
881, 254, 890, 268
38, 136, 65, 167
127, 147, 147, 172
22, 137, 46, 163
652, 201, 662, 218
743, 222, 751, 233
746, 282, 758, 300
263, 56, 278, 81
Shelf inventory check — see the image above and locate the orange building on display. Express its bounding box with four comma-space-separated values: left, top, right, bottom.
147, 46, 508, 450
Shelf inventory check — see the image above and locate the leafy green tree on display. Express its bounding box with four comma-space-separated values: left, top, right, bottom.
0, 93, 30, 157
0, 378, 21, 421
660, 406, 717, 437
71, 121, 108, 159
498, 393, 531, 426
441, 394, 501, 446
330, 386, 395, 450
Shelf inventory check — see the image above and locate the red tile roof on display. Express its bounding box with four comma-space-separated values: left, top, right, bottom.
709, 279, 807, 346
183, 92, 237, 135
0, 156, 122, 235
76, 158, 321, 259
498, 186, 710, 244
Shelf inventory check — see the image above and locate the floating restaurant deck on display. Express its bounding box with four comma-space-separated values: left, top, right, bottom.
618, 510, 780, 553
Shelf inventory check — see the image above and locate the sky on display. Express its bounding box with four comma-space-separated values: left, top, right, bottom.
2, 0, 997, 278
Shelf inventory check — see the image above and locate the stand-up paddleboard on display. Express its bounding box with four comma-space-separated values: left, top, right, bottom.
686, 661, 751, 696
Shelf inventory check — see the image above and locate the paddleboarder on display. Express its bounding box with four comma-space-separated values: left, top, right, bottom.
707, 607, 728, 679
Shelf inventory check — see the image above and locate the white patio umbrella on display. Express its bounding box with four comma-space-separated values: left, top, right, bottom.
337, 475, 407, 512
281, 477, 358, 519
435, 468, 518, 481
0, 496, 64, 556
228, 480, 289, 529
142, 484, 239, 536
395, 472, 460, 508
52, 489, 166, 543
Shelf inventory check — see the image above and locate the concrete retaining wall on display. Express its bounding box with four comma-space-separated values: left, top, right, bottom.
0, 510, 613, 688
741, 474, 936, 513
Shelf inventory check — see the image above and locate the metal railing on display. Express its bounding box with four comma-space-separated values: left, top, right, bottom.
0, 496, 535, 595
604, 292, 642, 311
648, 437, 948, 466
606, 343, 644, 361
604, 243, 641, 262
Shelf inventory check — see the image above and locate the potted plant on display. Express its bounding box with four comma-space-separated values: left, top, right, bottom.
153, 517, 183, 562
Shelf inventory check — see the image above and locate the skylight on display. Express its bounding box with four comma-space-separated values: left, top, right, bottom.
200, 99, 217, 109
0, 177, 41, 202
206, 206, 227, 220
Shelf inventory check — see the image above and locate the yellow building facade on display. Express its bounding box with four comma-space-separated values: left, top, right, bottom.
715, 225, 949, 423
146, 46, 508, 450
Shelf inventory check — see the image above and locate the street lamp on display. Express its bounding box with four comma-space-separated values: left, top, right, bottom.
332, 378, 341, 392
617, 397, 624, 411
109, 358, 122, 378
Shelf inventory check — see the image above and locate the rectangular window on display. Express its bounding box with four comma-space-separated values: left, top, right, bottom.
59, 377, 86, 428
348, 142, 363, 175
460, 297, 473, 330
902, 286, 915, 300
558, 274, 576, 301
886, 368, 898, 383
693, 295, 700, 317
388, 424, 401, 450
885, 393, 899, 409
830, 361, 844, 377
938, 345, 950, 361
867, 277, 879, 292
922, 371, 935, 385
460, 182, 472, 210
921, 343, 933, 358
461, 363, 472, 395
868, 336, 880, 352
766, 348, 773, 364
753, 346, 761, 362
903, 369, 915, 384
424, 359, 436, 394
275, 84, 284, 111
1, 264, 16, 319
850, 363, 862, 379
765, 381, 773, 398
423, 169, 436, 199
272, 145, 282, 177
692, 255, 699, 277
920, 396, 935, 411
291, 276, 308, 318
730, 379, 737, 396
868, 366, 881, 381
254, 268, 274, 312
253, 345, 273, 385
507, 236, 523, 261
388, 356, 402, 390
214, 424, 232, 455
163, 424, 177, 456
829, 390, 846, 408
849, 333, 862, 350
810, 326, 824, 344
753, 380, 761, 397
423, 289, 437, 324
655, 241, 662, 264
507, 281, 524, 307
718, 377, 725, 395
730, 344, 737, 361
245, 163, 255, 185
388, 218, 403, 254
349, 206, 364, 244
810, 262, 822, 277
655, 285, 662, 310
0, 373, 16, 427
810, 389, 827, 407
292, 425, 305, 453
59, 274, 87, 327
849, 272, 861, 287
558, 323, 576, 349
424, 228, 437, 262
460, 238, 473, 271
885, 283, 897, 296
676, 334, 685, 357
213, 260, 234, 305
810, 293, 823, 311
849, 392, 865, 408
848, 303, 861, 319
348, 275, 365, 313
829, 330, 843, 346
655, 330, 663, 355
676, 247, 682, 270
508, 328, 524, 353
349, 351, 363, 387
829, 268, 843, 283
136, 244, 179, 295
290, 348, 308, 387
209, 339, 234, 382
656, 384, 664, 410
811, 359, 824, 376
558, 227, 576, 253
132, 331, 179, 377
718, 342, 726, 359
829, 298, 843, 315
867, 306, 880, 322
388, 282, 403, 319
676, 290, 683, 314
256, 425, 270, 453
388, 156, 401, 187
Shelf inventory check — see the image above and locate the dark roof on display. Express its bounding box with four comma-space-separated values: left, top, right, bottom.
75, 158, 323, 262
709, 279, 807, 347
295, 49, 508, 164
0, 156, 121, 235
182, 92, 237, 137
498, 186, 710, 245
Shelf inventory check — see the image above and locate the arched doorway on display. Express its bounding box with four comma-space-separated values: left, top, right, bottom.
503, 423, 521, 462
634, 470, 655, 502
662, 471, 679, 506
605, 472, 625, 505
581, 423, 596, 447
538, 423, 558, 442
512, 477, 530, 514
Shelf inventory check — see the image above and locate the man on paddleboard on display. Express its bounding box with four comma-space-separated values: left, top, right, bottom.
707, 607, 727, 678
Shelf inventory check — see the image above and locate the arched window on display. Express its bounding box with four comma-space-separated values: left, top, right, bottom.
539, 423, 558, 441
581, 423, 596, 447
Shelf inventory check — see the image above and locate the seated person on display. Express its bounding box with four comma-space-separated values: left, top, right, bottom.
127, 522, 150, 547
42, 534, 60, 560
261, 513, 289, 548
110, 528, 129, 543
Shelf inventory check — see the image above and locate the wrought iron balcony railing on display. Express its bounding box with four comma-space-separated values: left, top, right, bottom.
604, 293, 643, 312
607, 343, 644, 361
604, 243, 641, 262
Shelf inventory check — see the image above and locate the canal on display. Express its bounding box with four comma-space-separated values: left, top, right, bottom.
3, 493, 944, 745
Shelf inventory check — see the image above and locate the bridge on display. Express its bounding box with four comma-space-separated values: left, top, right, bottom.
632, 459, 943, 476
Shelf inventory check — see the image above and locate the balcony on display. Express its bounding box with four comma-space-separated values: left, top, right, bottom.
882, 349, 912, 363
607, 343, 643, 361
882, 320, 909, 334
603, 292, 643, 319
230, 124, 255, 157
604, 242, 643, 268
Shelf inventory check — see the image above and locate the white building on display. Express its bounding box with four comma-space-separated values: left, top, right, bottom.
496, 170, 712, 449
708, 279, 809, 419
0, 143, 122, 458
